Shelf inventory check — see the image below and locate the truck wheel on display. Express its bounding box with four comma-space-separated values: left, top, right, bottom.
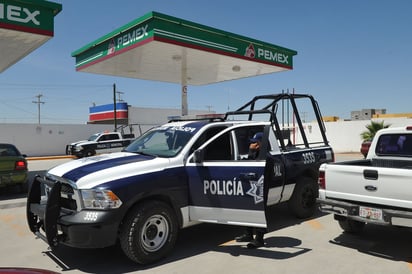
338, 218, 365, 233
119, 200, 178, 265
84, 149, 95, 157
288, 177, 318, 219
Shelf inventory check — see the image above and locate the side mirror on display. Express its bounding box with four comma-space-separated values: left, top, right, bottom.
193, 149, 204, 164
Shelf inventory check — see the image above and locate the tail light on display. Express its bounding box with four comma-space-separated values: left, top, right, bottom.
15, 160, 27, 170
318, 170, 325, 189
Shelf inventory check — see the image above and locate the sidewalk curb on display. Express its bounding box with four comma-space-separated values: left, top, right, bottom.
0, 199, 26, 209
27, 155, 75, 161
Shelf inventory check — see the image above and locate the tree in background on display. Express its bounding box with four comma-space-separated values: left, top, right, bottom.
360, 120, 390, 141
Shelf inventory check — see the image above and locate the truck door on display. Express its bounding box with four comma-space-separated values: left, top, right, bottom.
97, 133, 123, 153
185, 125, 273, 228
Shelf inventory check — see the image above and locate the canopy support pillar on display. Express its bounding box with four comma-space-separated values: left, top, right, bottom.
181, 85, 188, 116
181, 51, 188, 116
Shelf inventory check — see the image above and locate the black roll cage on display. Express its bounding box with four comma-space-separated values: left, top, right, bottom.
224, 93, 329, 150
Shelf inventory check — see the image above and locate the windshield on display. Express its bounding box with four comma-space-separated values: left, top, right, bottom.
124, 126, 195, 157
88, 133, 100, 141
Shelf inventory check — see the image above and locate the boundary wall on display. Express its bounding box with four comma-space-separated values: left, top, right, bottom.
1, 118, 411, 157
305, 117, 412, 153
0, 124, 127, 156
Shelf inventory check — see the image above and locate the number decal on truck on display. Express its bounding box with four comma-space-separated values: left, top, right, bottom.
302, 152, 315, 164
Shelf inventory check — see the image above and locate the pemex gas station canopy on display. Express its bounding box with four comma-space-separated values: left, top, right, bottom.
72, 11, 297, 86
0, 0, 62, 73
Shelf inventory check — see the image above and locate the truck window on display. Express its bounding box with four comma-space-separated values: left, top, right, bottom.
203, 132, 233, 161
106, 134, 120, 141
88, 133, 100, 141
268, 127, 281, 154
233, 126, 265, 160
201, 126, 266, 161
376, 134, 412, 156
190, 126, 227, 155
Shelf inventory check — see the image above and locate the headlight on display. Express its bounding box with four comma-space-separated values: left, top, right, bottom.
81, 189, 122, 209
75, 146, 83, 151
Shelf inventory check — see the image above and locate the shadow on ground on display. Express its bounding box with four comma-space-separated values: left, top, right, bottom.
330, 223, 412, 263
40, 204, 321, 273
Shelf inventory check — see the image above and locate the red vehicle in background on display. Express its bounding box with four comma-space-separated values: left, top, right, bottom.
360, 140, 372, 158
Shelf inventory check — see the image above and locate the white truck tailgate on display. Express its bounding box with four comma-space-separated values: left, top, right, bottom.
324, 164, 412, 208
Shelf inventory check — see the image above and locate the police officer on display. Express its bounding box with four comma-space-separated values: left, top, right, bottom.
235, 132, 266, 248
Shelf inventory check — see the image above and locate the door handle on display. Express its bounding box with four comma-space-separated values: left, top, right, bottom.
363, 169, 378, 180
240, 173, 257, 180
364, 185, 377, 191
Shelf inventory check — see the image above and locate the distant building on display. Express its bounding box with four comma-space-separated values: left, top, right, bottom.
88, 102, 215, 135
323, 116, 340, 122
88, 102, 129, 125
372, 113, 412, 119
351, 109, 386, 120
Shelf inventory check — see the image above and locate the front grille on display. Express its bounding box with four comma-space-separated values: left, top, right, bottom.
61, 184, 74, 195
61, 196, 77, 210
43, 175, 80, 211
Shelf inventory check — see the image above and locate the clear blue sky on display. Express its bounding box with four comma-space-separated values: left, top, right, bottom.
1, 0, 411, 124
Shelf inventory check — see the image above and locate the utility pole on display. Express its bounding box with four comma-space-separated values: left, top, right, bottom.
32, 94, 45, 124
113, 84, 117, 132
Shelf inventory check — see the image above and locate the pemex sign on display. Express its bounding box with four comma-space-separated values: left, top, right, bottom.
0, 0, 62, 36
72, 11, 297, 77
0, 0, 61, 72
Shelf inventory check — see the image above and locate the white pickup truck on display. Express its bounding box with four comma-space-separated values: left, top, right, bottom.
66, 131, 135, 158
317, 126, 412, 233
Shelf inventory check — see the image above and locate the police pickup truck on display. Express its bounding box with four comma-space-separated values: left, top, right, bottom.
27, 93, 334, 265
65, 131, 135, 158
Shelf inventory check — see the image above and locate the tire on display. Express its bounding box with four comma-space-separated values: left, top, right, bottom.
338, 218, 365, 234
84, 149, 95, 157
119, 200, 178, 265
288, 177, 318, 219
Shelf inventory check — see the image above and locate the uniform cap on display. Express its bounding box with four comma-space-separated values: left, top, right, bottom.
250, 132, 263, 143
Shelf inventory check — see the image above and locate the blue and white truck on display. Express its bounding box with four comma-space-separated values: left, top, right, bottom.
65, 131, 135, 158
27, 93, 333, 264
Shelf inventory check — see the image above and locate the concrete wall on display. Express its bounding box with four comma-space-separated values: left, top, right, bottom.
304, 117, 412, 153
1, 117, 411, 156
0, 107, 215, 157
0, 124, 110, 156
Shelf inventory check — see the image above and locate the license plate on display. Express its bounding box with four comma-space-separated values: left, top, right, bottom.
359, 206, 383, 221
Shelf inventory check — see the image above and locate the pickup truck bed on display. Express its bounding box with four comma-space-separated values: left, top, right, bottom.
320, 158, 412, 207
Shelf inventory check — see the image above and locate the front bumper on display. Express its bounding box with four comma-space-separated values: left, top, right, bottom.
317, 198, 412, 228
27, 176, 121, 249
66, 145, 82, 157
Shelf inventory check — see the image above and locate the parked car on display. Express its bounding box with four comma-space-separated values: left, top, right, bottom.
360, 140, 372, 158
0, 143, 28, 190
